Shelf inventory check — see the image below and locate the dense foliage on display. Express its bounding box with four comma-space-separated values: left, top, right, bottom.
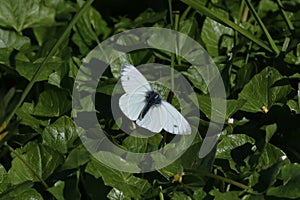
0, 0, 300, 199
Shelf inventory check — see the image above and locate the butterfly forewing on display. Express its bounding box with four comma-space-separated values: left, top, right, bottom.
121, 63, 152, 94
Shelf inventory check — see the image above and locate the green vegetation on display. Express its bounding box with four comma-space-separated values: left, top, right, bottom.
0, 0, 300, 199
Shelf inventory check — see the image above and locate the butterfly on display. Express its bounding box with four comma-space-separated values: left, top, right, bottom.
119, 63, 191, 135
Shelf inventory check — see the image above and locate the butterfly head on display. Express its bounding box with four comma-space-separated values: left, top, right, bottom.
145, 90, 162, 105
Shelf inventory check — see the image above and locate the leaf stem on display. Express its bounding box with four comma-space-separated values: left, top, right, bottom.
298, 83, 300, 109
6, 0, 94, 124
179, 0, 274, 54
168, 0, 174, 29
168, 0, 175, 91
276, 0, 294, 32
180, 6, 192, 21
184, 168, 254, 192
244, 0, 280, 55
6, 143, 49, 189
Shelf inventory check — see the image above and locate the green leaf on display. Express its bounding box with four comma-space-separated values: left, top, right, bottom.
33, 86, 71, 117
0, 164, 8, 193
256, 143, 289, 170
114, 9, 166, 32
72, 5, 110, 54
183, 66, 210, 94
0, 29, 30, 50
180, 0, 274, 53
122, 134, 162, 153
41, 116, 78, 154
267, 163, 300, 198
16, 57, 66, 82
86, 157, 151, 199
8, 141, 64, 185
47, 181, 65, 200
193, 188, 207, 199
63, 175, 81, 200
238, 67, 291, 113
134, 8, 166, 27
14, 189, 43, 200
210, 189, 240, 200
216, 134, 255, 172
160, 135, 208, 180
0, 48, 14, 70
264, 123, 277, 143
284, 50, 300, 65
0, 87, 16, 120
60, 145, 90, 170
287, 99, 299, 114
226, 99, 247, 118
255, 161, 283, 192
179, 18, 198, 39
298, 82, 300, 109
234, 63, 257, 91
48, 71, 62, 88
258, 0, 278, 18
0, 182, 33, 200
201, 8, 234, 57
107, 188, 131, 200
196, 95, 245, 121
16, 102, 49, 133
0, 0, 55, 32
244, 0, 280, 55
171, 192, 192, 200
158, 158, 184, 179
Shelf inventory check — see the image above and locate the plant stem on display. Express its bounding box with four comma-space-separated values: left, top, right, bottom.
244, 0, 280, 55
168, 0, 175, 91
180, 0, 274, 54
6, 0, 94, 124
184, 168, 253, 191
168, 0, 174, 29
276, 0, 294, 32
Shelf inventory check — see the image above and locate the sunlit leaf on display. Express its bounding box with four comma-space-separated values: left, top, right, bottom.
201, 8, 234, 57
86, 157, 151, 199
0, 0, 55, 32
267, 163, 300, 198
238, 67, 291, 113
47, 181, 65, 200
0, 164, 8, 193
33, 86, 71, 117
41, 116, 78, 154
8, 141, 64, 185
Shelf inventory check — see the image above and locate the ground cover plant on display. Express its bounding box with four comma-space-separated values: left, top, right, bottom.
0, 0, 300, 199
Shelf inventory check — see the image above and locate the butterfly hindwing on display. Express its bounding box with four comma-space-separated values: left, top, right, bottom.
136, 105, 166, 133
161, 100, 191, 135
119, 93, 147, 121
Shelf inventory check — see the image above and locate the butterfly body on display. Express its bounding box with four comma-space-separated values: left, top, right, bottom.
140, 91, 161, 119
119, 63, 191, 135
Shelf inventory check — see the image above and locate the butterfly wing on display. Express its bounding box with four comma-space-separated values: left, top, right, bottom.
161, 100, 191, 135
119, 63, 191, 135
119, 63, 152, 121
120, 63, 152, 94
119, 93, 146, 121
136, 105, 166, 133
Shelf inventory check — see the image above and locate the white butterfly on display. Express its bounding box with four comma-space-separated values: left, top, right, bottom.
119, 63, 191, 135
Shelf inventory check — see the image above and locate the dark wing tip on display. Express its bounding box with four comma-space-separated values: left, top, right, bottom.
121, 63, 131, 73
